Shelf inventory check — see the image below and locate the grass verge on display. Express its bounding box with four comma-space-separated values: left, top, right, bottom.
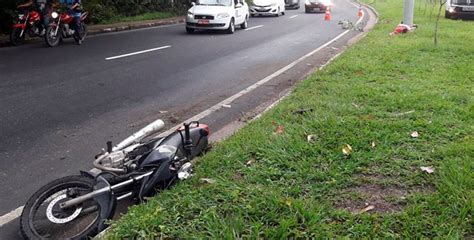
97, 12, 178, 25
107, 0, 473, 238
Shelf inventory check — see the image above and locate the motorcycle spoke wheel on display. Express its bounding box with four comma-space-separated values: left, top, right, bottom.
45, 26, 60, 47
21, 175, 101, 239
10, 28, 25, 46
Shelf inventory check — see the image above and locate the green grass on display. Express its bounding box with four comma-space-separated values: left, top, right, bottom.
98, 12, 178, 25
107, 0, 473, 238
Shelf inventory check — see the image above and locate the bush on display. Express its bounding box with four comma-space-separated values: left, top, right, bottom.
0, 0, 190, 33
0, 0, 17, 34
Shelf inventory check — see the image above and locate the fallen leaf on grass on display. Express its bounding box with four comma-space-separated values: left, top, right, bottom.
284, 198, 293, 207
352, 102, 360, 108
420, 166, 435, 174
410, 131, 419, 138
200, 178, 216, 184
357, 205, 375, 214
371, 141, 376, 148
246, 159, 255, 166
307, 135, 317, 143
342, 144, 353, 155
274, 125, 284, 134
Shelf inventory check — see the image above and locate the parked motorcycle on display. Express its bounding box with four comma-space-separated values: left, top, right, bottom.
20, 119, 210, 239
10, 7, 45, 46
45, 10, 88, 47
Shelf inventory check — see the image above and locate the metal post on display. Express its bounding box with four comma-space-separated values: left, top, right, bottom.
403, 0, 415, 25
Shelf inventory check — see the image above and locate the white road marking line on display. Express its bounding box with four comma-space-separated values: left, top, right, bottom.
105, 45, 171, 60
0, 4, 366, 228
0, 206, 23, 227
244, 25, 264, 31
289, 15, 298, 19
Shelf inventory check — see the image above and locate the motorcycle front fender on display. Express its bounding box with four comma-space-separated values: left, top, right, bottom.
93, 176, 117, 231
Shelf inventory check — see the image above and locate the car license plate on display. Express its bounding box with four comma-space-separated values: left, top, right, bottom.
463, 6, 474, 11
314, 7, 320, 11
198, 19, 209, 24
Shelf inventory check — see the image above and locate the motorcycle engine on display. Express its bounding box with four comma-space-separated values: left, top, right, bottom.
101, 151, 126, 168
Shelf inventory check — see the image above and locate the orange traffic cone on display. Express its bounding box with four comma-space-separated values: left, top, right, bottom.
358, 7, 363, 17
324, 8, 331, 21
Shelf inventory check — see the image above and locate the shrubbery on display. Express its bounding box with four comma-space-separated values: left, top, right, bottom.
0, 0, 189, 34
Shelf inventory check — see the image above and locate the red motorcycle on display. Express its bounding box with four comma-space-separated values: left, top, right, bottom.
10, 7, 45, 46
45, 10, 88, 47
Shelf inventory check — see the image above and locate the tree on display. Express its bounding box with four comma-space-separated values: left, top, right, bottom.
434, 0, 447, 45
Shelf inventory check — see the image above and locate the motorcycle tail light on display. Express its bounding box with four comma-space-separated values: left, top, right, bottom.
200, 124, 210, 136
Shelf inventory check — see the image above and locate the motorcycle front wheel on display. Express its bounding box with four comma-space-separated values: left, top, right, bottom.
45, 25, 61, 47
20, 175, 102, 239
10, 27, 25, 46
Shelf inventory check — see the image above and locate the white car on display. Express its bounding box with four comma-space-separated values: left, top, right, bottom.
186, 0, 250, 34
250, 0, 286, 17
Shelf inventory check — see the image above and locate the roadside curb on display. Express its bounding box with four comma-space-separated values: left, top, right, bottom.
0, 16, 185, 48
88, 17, 185, 35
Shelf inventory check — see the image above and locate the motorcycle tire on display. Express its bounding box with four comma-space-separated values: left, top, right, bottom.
20, 175, 102, 239
10, 28, 25, 46
45, 25, 61, 47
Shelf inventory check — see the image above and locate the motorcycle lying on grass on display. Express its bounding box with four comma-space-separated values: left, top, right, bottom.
45, 9, 88, 47
20, 119, 210, 239
10, 7, 45, 46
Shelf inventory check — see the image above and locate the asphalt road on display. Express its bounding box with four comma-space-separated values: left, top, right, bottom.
0, 0, 363, 237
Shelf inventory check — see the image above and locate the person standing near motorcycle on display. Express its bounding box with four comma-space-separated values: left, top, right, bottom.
60, 0, 83, 44
17, 0, 52, 36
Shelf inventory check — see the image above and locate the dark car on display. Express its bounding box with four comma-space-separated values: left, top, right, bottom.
305, 0, 330, 13
285, 0, 300, 9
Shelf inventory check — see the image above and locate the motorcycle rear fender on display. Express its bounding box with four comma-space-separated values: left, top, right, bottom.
13, 23, 26, 29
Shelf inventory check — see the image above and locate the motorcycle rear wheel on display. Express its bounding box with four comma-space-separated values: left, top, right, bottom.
45, 25, 61, 47
10, 28, 25, 46
20, 175, 102, 239
73, 23, 88, 44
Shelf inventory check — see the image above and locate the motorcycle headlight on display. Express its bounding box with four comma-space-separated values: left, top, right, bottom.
217, 12, 230, 19
51, 12, 59, 19
18, 14, 25, 19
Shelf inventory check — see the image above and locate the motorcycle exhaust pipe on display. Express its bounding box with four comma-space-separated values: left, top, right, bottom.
113, 119, 165, 151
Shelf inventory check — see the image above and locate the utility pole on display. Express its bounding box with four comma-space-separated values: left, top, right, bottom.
403, 0, 415, 25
